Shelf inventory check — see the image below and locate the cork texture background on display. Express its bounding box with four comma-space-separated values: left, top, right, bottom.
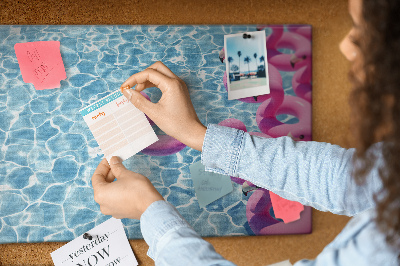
0, 0, 353, 265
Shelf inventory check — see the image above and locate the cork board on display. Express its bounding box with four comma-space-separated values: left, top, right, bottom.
0, 0, 352, 265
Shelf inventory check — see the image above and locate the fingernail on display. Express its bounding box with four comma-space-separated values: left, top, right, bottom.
125, 89, 133, 101
110, 156, 122, 165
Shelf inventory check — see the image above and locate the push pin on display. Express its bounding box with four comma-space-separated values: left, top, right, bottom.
121, 85, 133, 101
120, 84, 130, 93
83, 233, 96, 241
243, 33, 252, 39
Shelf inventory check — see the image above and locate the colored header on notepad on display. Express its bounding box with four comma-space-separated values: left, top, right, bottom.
80, 91, 123, 116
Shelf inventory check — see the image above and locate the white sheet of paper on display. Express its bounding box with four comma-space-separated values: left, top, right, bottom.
80, 90, 158, 162
51, 218, 138, 266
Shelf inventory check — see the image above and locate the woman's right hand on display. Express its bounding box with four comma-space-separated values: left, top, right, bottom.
120, 61, 207, 152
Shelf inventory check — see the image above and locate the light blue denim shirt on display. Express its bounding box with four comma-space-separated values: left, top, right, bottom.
140, 124, 399, 265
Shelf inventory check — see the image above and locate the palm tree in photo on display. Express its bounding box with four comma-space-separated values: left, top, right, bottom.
253, 53, 258, 74
258, 55, 266, 78
237, 51, 242, 78
244, 56, 251, 77
228, 56, 233, 72
230, 64, 239, 72
259, 55, 265, 67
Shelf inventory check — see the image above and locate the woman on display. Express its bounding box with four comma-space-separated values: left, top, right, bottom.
91, 0, 400, 264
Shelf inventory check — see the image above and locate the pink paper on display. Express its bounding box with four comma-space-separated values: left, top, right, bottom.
269, 191, 304, 224
14, 41, 66, 90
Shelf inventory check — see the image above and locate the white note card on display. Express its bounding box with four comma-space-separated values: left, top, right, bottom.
51, 218, 138, 266
80, 89, 158, 162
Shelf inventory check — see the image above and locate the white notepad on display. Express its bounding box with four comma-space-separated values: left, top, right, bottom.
80, 90, 158, 162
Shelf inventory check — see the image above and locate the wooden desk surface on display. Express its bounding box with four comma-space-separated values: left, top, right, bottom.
0, 0, 352, 265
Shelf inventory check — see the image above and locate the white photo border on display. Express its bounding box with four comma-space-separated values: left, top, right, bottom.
224, 30, 270, 100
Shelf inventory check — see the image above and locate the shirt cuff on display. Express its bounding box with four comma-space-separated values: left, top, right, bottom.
201, 124, 245, 176
140, 200, 192, 260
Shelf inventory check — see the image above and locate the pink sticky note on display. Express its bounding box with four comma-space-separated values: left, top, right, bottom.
269, 191, 304, 224
14, 41, 66, 90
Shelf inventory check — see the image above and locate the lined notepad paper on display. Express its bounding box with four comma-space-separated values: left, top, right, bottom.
80, 90, 158, 162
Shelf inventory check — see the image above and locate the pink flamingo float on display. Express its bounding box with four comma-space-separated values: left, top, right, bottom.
256, 93, 311, 141
259, 25, 311, 71
259, 25, 312, 103
256, 25, 312, 140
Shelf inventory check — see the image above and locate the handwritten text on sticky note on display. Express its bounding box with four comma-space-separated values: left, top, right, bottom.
14, 41, 66, 90
189, 161, 233, 208
269, 191, 304, 224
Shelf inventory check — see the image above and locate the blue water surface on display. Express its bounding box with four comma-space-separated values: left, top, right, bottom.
0, 25, 298, 243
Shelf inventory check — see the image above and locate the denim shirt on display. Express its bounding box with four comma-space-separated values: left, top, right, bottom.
140, 124, 399, 265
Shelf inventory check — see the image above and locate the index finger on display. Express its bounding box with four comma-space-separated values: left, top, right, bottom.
121, 68, 174, 94
91, 158, 111, 189
147, 61, 178, 79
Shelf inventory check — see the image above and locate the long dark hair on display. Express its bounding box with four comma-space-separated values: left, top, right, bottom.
349, 0, 400, 255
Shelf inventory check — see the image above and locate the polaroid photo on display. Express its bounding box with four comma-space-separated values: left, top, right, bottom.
224, 30, 270, 100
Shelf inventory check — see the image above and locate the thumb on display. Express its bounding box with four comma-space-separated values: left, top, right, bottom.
109, 156, 128, 178
123, 89, 155, 115
92, 158, 111, 188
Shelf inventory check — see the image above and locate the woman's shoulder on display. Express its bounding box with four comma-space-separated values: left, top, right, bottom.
321, 209, 399, 265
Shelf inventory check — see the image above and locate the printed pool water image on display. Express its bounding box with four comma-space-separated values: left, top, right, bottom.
0, 25, 312, 243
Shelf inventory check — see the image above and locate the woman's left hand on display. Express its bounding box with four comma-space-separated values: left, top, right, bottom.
91, 157, 164, 220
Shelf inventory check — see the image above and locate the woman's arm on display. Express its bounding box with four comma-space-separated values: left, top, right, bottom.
141, 201, 236, 266
201, 124, 383, 216
118, 61, 381, 215
91, 157, 235, 265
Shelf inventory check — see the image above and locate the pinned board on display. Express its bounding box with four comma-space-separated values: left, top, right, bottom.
0, 24, 312, 244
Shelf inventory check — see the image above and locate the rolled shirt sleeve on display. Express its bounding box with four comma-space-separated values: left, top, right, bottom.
140, 200, 236, 265
201, 124, 383, 216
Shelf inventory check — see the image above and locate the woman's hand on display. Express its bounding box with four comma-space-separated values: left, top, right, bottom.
91, 157, 164, 220
120, 61, 207, 152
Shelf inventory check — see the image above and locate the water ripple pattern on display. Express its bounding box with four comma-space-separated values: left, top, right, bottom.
0, 25, 303, 243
